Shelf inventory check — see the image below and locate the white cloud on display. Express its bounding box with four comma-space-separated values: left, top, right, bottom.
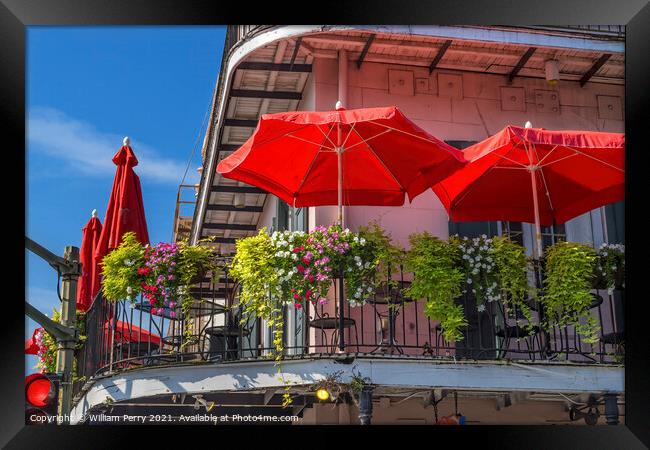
27, 106, 198, 185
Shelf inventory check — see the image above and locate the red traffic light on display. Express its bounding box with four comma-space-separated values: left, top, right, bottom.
25, 373, 56, 408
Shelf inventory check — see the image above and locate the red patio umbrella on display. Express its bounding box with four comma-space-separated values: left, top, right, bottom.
95, 137, 150, 265
432, 124, 624, 257
218, 103, 466, 223
25, 327, 43, 355
103, 320, 161, 345
77, 209, 103, 312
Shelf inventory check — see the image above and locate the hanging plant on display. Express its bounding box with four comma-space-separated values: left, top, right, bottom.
450, 235, 499, 310
230, 224, 382, 406
357, 221, 405, 302
35, 320, 58, 374
541, 241, 599, 344
101, 233, 217, 347
100, 232, 146, 302
490, 235, 535, 331
34, 308, 86, 380
594, 243, 625, 292
404, 232, 467, 342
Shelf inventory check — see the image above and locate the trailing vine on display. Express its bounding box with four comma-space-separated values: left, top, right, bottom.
404, 232, 467, 342
357, 221, 405, 302
490, 236, 535, 332
541, 241, 599, 344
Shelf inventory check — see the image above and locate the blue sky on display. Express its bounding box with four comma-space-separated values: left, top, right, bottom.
26, 26, 226, 372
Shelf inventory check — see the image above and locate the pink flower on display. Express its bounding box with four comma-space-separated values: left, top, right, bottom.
294, 303, 302, 309
293, 294, 301, 300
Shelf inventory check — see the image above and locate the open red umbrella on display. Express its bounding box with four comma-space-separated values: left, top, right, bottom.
103, 320, 161, 345
77, 209, 103, 312
25, 327, 43, 355
218, 103, 466, 223
95, 137, 150, 264
432, 124, 624, 257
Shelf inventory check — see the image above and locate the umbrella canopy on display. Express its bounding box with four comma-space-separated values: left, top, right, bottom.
432, 125, 624, 256
95, 138, 150, 264
25, 327, 42, 355
217, 105, 465, 221
77, 210, 103, 312
103, 320, 161, 345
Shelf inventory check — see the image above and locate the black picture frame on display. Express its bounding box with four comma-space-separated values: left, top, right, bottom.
3, 0, 648, 447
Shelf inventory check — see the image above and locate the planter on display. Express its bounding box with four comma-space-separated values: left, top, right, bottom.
190, 267, 208, 285
592, 265, 624, 291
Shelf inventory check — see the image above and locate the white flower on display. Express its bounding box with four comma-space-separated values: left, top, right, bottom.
467, 278, 472, 284
359, 238, 366, 245
278, 268, 285, 276
354, 255, 362, 263
364, 262, 371, 269
126, 286, 133, 294
123, 259, 135, 267
477, 304, 486, 312
291, 254, 298, 261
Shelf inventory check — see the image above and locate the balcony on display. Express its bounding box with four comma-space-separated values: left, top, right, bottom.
74, 260, 624, 389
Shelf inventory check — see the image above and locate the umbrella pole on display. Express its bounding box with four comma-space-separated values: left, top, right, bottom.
530, 168, 543, 259
526, 142, 543, 259
336, 121, 345, 351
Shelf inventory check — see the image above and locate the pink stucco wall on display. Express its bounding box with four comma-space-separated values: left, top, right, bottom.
265, 55, 624, 358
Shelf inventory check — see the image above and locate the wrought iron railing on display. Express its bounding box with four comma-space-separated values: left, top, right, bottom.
74, 262, 625, 389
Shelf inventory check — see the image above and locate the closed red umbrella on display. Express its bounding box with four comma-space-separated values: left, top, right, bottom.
218, 104, 465, 222
432, 124, 624, 257
95, 137, 150, 265
77, 209, 103, 312
25, 327, 42, 355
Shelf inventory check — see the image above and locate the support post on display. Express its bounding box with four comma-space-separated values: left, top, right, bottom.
338, 270, 345, 351
358, 386, 374, 425
56, 246, 80, 424
603, 393, 619, 425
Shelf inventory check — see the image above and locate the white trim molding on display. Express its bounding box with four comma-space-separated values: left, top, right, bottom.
71, 357, 623, 424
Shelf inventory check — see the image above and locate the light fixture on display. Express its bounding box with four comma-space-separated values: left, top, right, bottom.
315, 387, 331, 401
544, 60, 560, 86
234, 193, 246, 209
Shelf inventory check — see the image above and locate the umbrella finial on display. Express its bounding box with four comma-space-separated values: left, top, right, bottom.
123, 136, 131, 147
335, 100, 344, 111
524, 121, 533, 129
91, 209, 98, 218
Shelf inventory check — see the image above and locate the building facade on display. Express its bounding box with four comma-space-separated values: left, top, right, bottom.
71, 25, 625, 425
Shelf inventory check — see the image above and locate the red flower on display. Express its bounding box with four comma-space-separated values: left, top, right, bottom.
302, 257, 311, 265
305, 290, 312, 299
308, 275, 314, 282
293, 294, 301, 300
294, 303, 302, 309
297, 265, 305, 274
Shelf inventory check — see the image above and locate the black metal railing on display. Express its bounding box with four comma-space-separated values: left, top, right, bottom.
74, 262, 625, 385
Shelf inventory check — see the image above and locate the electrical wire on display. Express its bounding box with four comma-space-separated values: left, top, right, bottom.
179, 85, 216, 187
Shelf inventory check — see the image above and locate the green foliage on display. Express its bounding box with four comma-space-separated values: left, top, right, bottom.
541, 241, 599, 344
357, 221, 405, 297
594, 243, 625, 291
404, 232, 467, 342
100, 232, 145, 302
490, 236, 535, 330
